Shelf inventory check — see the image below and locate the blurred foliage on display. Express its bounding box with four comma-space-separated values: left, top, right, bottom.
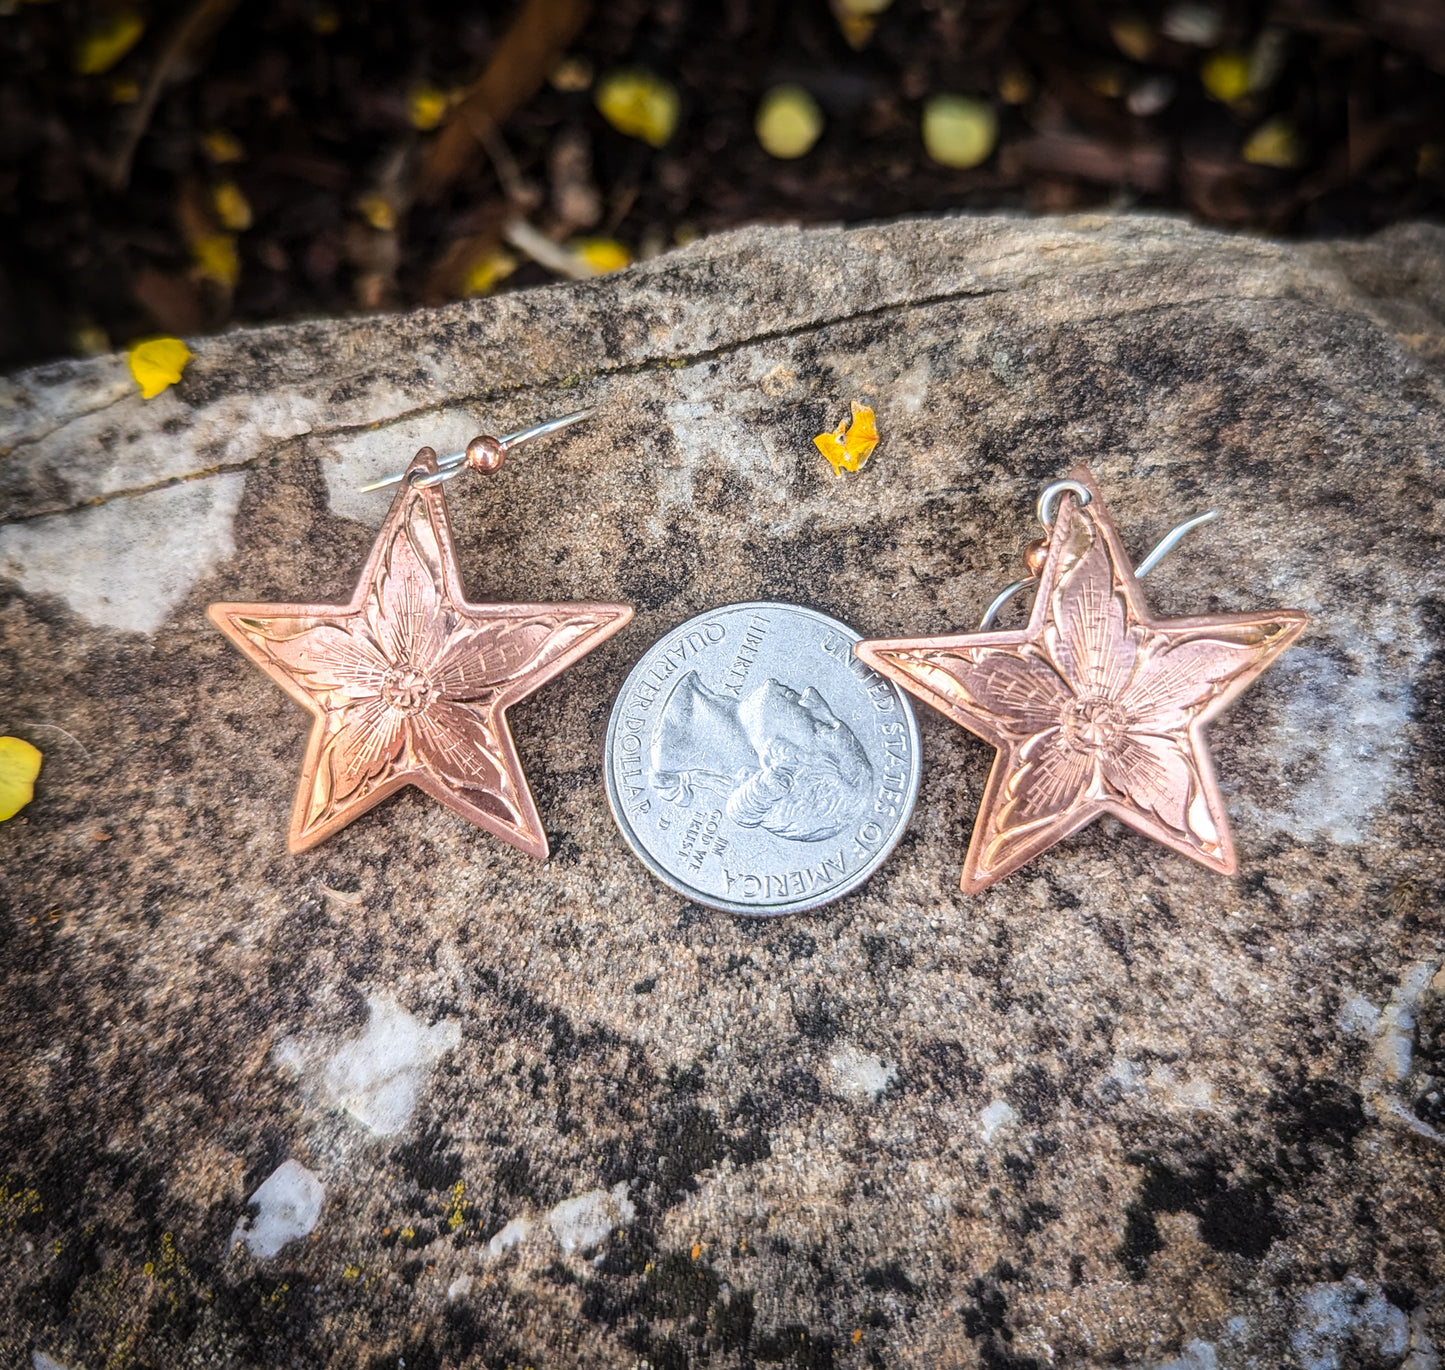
756, 83, 825, 160
1, 0, 1442, 368
923, 94, 999, 168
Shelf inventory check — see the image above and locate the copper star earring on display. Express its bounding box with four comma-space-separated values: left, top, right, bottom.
208, 411, 633, 857
854, 467, 1307, 893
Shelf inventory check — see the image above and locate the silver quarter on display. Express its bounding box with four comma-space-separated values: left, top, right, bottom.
604, 602, 921, 915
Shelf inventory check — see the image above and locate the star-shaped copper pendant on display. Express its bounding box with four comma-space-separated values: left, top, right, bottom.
854, 468, 1307, 893
209, 447, 632, 856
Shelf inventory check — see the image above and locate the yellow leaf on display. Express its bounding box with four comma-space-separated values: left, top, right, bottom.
127, 337, 192, 399
1201, 50, 1251, 104
408, 82, 450, 132
572, 238, 631, 274
356, 192, 396, 233
595, 68, 679, 149
203, 129, 245, 164
1109, 14, 1154, 62
74, 10, 144, 75
922, 95, 998, 169
109, 78, 140, 104
1242, 116, 1304, 168
193, 233, 240, 288
756, 84, 824, 160
213, 181, 252, 232
830, 0, 892, 49
0, 737, 41, 822
462, 249, 518, 297
997, 65, 1035, 106
813, 401, 879, 476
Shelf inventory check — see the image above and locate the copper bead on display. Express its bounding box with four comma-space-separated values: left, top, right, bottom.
465, 435, 506, 474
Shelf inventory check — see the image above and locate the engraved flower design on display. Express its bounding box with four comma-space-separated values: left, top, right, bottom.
222, 503, 616, 848
257, 525, 511, 806
925, 518, 1282, 849
965, 527, 1229, 840
856, 480, 1307, 892
210, 452, 632, 856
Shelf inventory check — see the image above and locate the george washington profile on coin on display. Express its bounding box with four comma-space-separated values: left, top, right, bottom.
649, 670, 874, 842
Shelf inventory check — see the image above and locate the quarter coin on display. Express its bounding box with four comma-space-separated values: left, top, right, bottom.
603, 602, 921, 915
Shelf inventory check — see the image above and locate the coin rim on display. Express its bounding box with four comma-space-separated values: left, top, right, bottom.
602, 601, 922, 917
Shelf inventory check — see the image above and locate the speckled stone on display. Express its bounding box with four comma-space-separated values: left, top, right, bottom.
2, 213, 1444, 1370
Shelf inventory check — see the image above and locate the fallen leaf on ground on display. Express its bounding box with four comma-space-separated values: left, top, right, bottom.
127, 337, 193, 398
192, 234, 240, 288
1201, 51, 1250, 104
922, 95, 998, 169
408, 82, 451, 131
463, 250, 519, 296
1110, 15, 1154, 61
74, 10, 144, 75
814, 402, 879, 476
596, 68, 679, 148
213, 181, 252, 231
356, 193, 397, 233
756, 85, 824, 159
829, 0, 893, 50
203, 129, 245, 164
1243, 116, 1304, 168
0, 738, 42, 822
571, 238, 631, 273
998, 65, 1035, 105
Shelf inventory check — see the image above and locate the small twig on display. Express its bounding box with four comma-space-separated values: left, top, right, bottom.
503, 217, 597, 280
106, 0, 243, 191
460, 108, 534, 208
603, 178, 640, 238
417, 0, 592, 200
15, 723, 92, 762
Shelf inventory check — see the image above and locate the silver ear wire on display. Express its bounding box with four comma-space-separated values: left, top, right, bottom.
979, 577, 1037, 632
1133, 510, 1217, 576
1036, 479, 1092, 528
978, 497, 1219, 630
357, 408, 593, 493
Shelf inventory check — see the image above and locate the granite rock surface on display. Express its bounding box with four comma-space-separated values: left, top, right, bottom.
2, 213, 1444, 1369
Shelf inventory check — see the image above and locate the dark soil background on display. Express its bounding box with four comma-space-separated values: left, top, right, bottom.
3, 0, 1443, 371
